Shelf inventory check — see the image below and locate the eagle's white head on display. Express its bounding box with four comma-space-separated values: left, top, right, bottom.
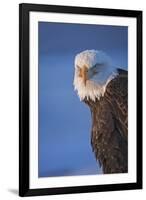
73, 50, 118, 101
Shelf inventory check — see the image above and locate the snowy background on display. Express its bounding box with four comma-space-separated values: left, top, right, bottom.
38, 22, 128, 177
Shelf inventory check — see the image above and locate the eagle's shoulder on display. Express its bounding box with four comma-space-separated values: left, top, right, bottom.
106, 68, 128, 96
104, 68, 128, 138
117, 68, 128, 76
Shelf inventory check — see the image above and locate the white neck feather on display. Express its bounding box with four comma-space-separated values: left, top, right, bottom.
73, 50, 119, 101
74, 67, 118, 101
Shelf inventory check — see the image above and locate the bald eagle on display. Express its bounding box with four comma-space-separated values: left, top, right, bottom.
74, 50, 128, 174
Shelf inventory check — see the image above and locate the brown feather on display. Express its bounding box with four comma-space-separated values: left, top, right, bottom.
84, 69, 128, 174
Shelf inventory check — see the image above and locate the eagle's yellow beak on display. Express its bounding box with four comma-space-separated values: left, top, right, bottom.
79, 65, 88, 86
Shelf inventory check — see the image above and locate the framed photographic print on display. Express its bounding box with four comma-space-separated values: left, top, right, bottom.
19, 3, 142, 197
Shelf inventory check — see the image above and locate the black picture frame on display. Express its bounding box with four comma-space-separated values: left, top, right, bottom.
19, 3, 143, 197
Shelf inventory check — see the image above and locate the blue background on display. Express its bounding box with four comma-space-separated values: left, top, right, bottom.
38, 22, 128, 177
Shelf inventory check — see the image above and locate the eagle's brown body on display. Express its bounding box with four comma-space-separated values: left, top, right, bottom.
84, 69, 128, 174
